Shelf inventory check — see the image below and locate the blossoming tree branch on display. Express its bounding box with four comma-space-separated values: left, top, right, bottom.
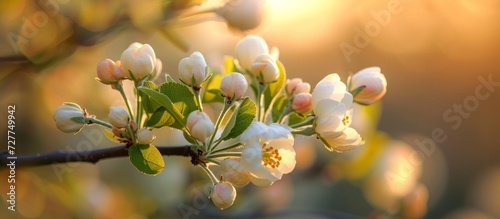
0, 36, 387, 210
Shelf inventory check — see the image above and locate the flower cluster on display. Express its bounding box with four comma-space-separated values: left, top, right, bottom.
53, 35, 387, 210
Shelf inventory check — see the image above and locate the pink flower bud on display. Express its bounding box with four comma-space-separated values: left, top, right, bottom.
286, 78, 311, 96
108, 106, 129, 128
350, 67, 387, 105
53, 102, 86, 133
250, 54, 278, 84
178, 51, 207, 87
97, 59, 124, 84
235, 35, 269, 71
217, 0, 268, 31
292, 93, 312, 114
187, 110, 214, 141
136, 128, 155, 144
210, 182, 237, 210
120, 42, 156, 81
220, 158, 250, 187
220, 73, 248, 101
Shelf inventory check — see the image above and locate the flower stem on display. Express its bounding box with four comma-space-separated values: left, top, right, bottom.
211, 142, 242, 155
199, 164, 219, 185
207, 101, 232, 152
289, 117, 314, 129
206, 152, 241, 159
277, 105, 292, 124
115, 82, 135, 122
194, 89, 204, 112
88, 118, 112, 129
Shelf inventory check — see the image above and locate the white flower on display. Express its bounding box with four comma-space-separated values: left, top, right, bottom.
220, 158, 250, 187
250, 54, 279, 84
178, 51, 208, 88
210, 182, 237, 210
149, 58, 163, 81
311, 73, 347, 107
186, 110, 214, 141
53, 102, 86, 133
96, 59, 124, 84
216, 0, 267, 31
350, 66, 387, 105
235, 35, 269, 71
220, 73, 248, 101
240, 122, 295, 186
120, 42, 156, 80
136, 128, 155, 144
108, 106, 129, 128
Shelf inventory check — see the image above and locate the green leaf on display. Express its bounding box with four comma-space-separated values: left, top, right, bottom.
183, 130, 197, 145
141, 81, 160, 116
224, 56, 239, 74
288, 112, 308, 126
263, 60, 286, 115
137, 87, 185, 128
128, 144, 165, 175
145, 107, 182, 129
165, 74, 176, 83
271, 94, 289, 122
159, 81, 198, 122
202, 73, 224, 103
220, 98, 257, 141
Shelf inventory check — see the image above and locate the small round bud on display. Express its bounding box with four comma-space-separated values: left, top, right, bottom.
108, 106, 129, 128
120, 42, 157, 81
97, 59, 124, 84
187, 110, 214, 141
53, 102, 86, 133
217, 0, 268, 31
136, 128, 155, 144
250, 54, 278, 84
220, 158, 250, 187
235, 35, 269, 71
220, 73, 248, 101
292, 93, 312, 114
350, 66, 387, 105
178, 51, 208, 88
210, 182, 237, 210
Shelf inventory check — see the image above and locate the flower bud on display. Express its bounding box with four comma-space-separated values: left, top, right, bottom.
210, 182, 237, 210
136, 128, 155, 144
97, 59, 124, 84
235, 35, 269, 71
250, 54, 278, 84
178, 51, 207, 88
149, 58, 163, 81
292, 93, 312, 114
220, 73, 248, 101
350, 67, 387, 105
216, 0, 268, 31
286, 78, 311, 96
220, 158, 250, 187
120, 42, 156, 81
108, 106, 129, 128
187, 110, 214, 141
53, 102, 86, 133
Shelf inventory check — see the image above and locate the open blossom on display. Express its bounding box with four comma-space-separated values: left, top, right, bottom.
220, 158, 250, 187
216, 0, 267, 31
285, 78, 310, 96
220, 73, 248, 101
235, 35, 269, 71
186, 110, 214, 141
350, 66, 387, 105
108, 106, 129, 128
53, 102, 86, 133
120, 42, 156, 80
240, 122, 295, 186
178, 51, 208, 88
250, 54, 279, 84
292, 93, 312, 114
96, 59, 124, 83
210, 182, 237, 210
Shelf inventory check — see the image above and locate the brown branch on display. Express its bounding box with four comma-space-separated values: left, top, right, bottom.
0, 145, 200, 167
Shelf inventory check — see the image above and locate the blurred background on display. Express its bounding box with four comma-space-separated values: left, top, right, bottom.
1, 0, 500, 218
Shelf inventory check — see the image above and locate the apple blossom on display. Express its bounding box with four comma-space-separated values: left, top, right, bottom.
350, 66, 387, 105
210, 182, 237, 210
311, 73, 347, 107
240, 122, 295, 186
250, 54, 279, 84
178, 51, 208, 88
235, 35, 269, 71
120, 42, 156, 80
216, 0, 267, 31
285, 78, 311, 96
108, 106, 129, 128
53, 102, 86, 133
220, 73, 248, 102
149, 58, 163, 81
136, 128, 155, 144
220, 158, 250, 187
187, 110, 214, 141
292, 93, 312, 114
96, 59, 124, 84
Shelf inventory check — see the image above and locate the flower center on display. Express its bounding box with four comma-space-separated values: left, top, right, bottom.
342, 115, 350, 126
261, 143, 282, 169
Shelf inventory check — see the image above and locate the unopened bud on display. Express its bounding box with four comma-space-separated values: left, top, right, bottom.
250, 54, 278, 84
350, 66, 387, 105
136, 128, 155, 144
97, 59, 124, 84
178, 51, 208, 88
292, 93, 312, 114
108, 106, 129, 128
235, 35, 269, 71
120, 42, 157, 81
210, 182, 237, 210
220, 158, 250, 187
187, 110, 214, 141
217, 0, 268, 31
220, 73, 248, 101
53, 102, 86, 133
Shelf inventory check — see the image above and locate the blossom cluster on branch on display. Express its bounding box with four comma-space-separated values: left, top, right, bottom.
53, 35, 387, 210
